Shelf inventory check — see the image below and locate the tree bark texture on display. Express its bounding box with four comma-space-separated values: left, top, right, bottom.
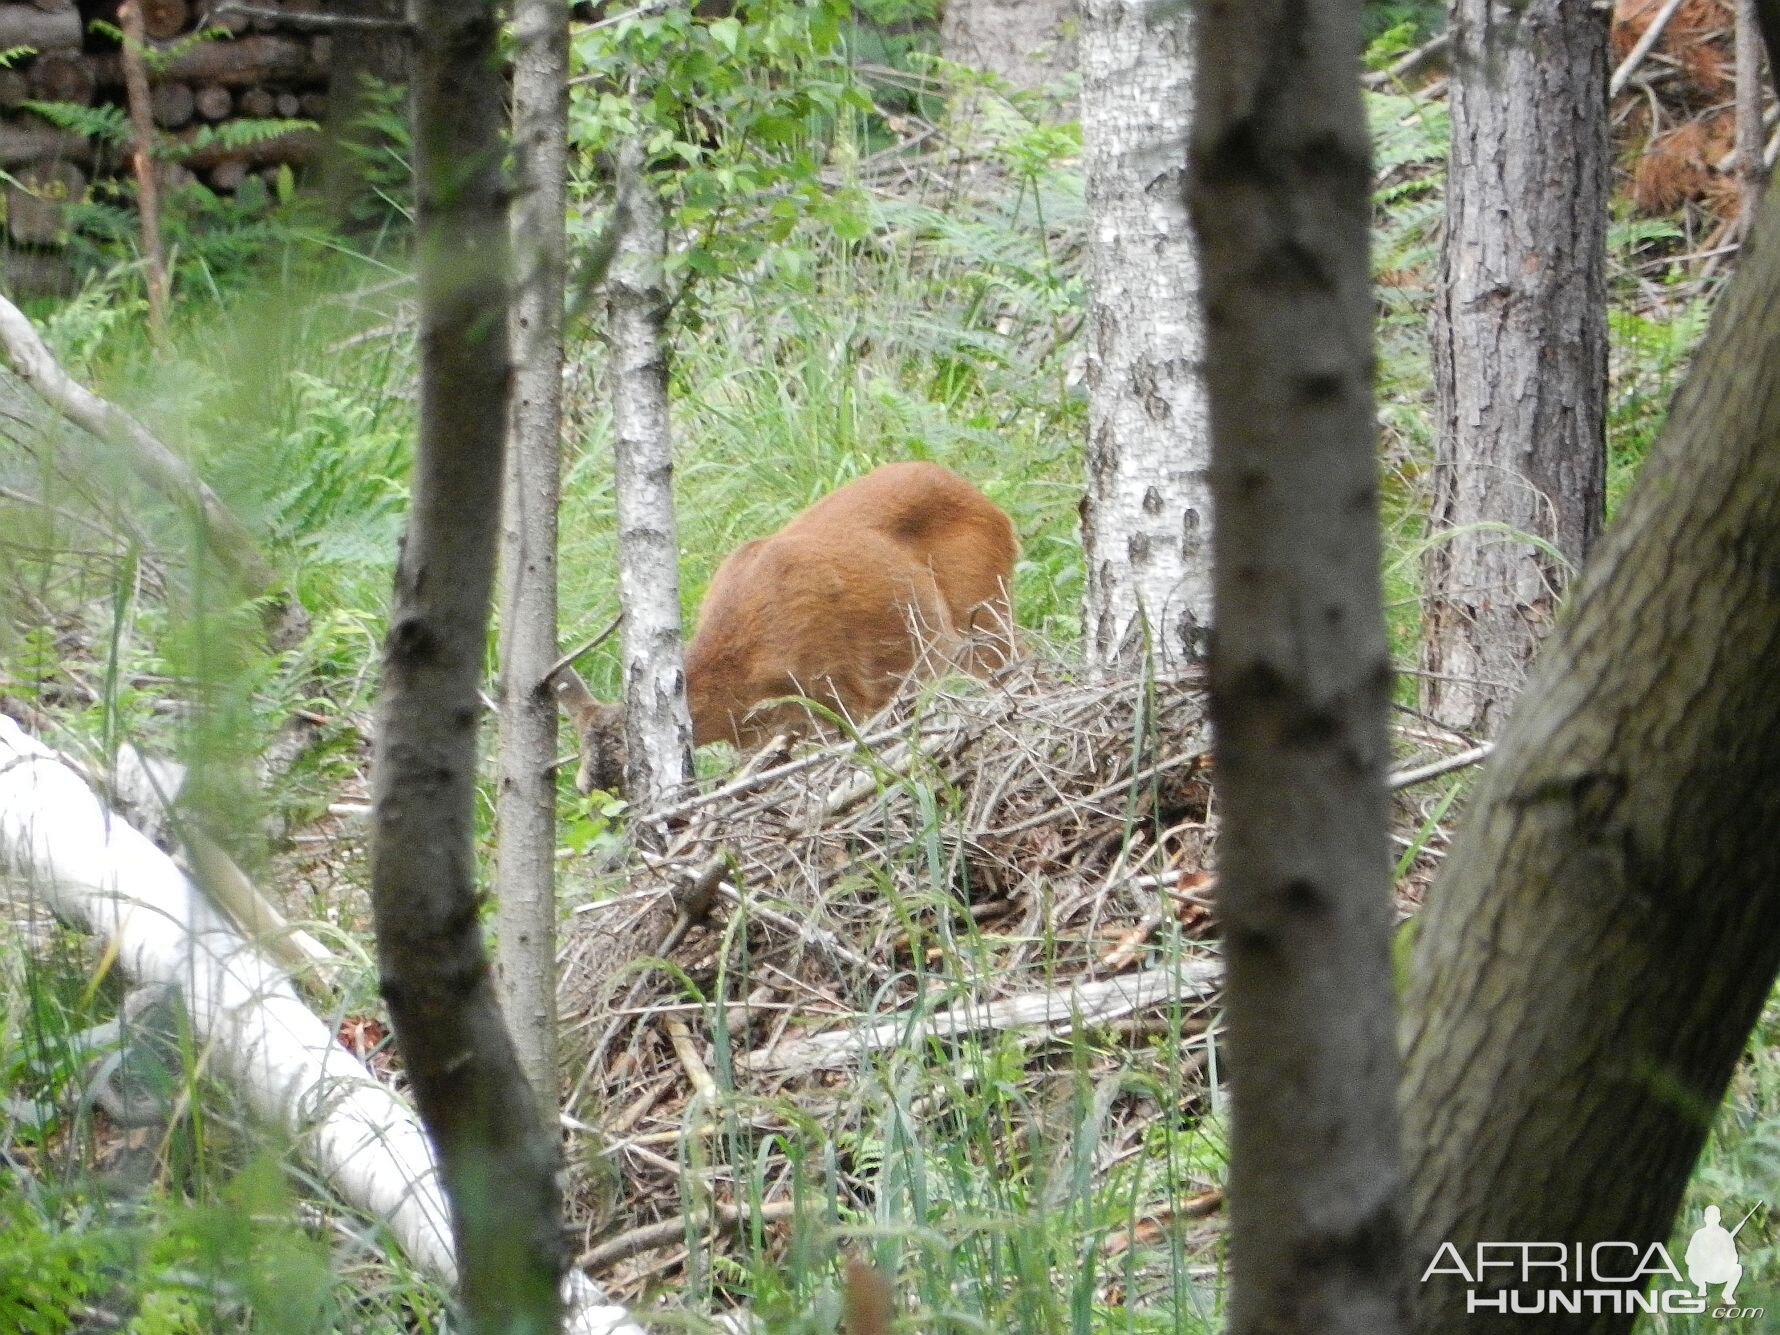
1401, 177, 1780, 1335
1190, 3, 1406, 1333
1422, 0, 1609, 738
1079, 0, 1212, 673
369, 0, 565, 1329
938, 0, 1074, 90
605, 152, 693, 807
119, 0, 170, 340
496, 0, 569, 1113
1736, 0, 1766, 237
318, 0, 410, 229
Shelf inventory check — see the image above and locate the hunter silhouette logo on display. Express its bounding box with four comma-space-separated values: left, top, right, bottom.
1421, 1201, 1766, 1319
1685, 1203, 1760, 1306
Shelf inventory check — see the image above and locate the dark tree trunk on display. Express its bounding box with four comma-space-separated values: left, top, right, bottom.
369, 0, 565, 1328
1402, 175, 1780, 1335
318, 0, 410, 230
1422, 0, 1609, 737
1189, 2, 1407, 1333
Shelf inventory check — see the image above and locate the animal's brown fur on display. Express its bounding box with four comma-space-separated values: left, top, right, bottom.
564, 461, 1018, 794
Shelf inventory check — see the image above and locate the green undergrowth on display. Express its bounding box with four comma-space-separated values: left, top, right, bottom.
0, 39, 1756, 1335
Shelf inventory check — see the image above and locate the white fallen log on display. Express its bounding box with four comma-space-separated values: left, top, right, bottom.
0, 717, 645, 1335
742, 958, 1225, 1074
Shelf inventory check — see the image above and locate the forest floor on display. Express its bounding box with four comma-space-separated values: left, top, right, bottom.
2, 5, 1780, 1330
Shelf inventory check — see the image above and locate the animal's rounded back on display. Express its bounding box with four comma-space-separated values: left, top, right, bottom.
685, 461, 1017, 749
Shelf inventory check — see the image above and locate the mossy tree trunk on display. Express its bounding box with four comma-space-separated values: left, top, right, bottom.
1189, 1, 1406, 1331
369, 0, 565, 1327
1402, 173, 1780, 1335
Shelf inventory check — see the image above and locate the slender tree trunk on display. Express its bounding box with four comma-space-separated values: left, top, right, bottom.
605, 151, 693, 806
1402, 177, 1780, 1335
318, 0, 410, 231
1190, 3, 1406, 1333
1736, 0, 1766, 238
1078, 0, 1211, 673
939, 0, 1074, 90
1422, 0, 1609, 737
496, 0, 568, 1111
119, 0, 170, 339
370, 0, 564, 1328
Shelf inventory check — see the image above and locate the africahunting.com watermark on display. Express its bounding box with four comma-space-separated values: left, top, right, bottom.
1422, 1203, 1766, 1320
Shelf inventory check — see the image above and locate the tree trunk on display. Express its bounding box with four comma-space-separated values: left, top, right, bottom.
1401, 175, 1780, 1335
369, 0, 565, 1327
605, 151, 693, 806
496, 0, 568, 1111
1078, 0, 1211, 673
318, 0, 409, 230
938, 0, 1073, 90
1736, 0, 1766, 237
1190, 3, 1406, 1333
1421, 0, 1609, 738
119, 0, 170, 341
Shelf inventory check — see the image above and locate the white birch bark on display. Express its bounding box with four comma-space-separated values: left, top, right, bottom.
0, 716, 456, 1283
496, 0, 568, 1110
605, 150, 693, 806
1079, 0, 1212, 673
0, 717, 647, 1335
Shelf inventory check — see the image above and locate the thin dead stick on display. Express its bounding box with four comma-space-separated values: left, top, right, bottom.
577, 1200, 798, 1274
118, 0, 169, 340
1387, 743, 1492, 791
742, 959, 1224, 1074
1611, 0, 1689, 97
1362, 30, 1450, 89
210, 2, 413, 30
547, 615, 624, 682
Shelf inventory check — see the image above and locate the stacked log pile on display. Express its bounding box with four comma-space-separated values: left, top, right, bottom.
1, 0, 336, 281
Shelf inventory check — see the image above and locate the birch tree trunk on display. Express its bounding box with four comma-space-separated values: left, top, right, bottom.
1402, 172, 1780, 1335
939, 0, 1074, 90
1079, 0, 1211, 673
496, 0, 568, 1111
1422, 0, 1609, 737
371, 0, 565, 1327
605, 151, 693, 806
1190, 2, 1406, 1331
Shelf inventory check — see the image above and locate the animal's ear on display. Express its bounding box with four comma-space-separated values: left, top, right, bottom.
551, 665, 601, 728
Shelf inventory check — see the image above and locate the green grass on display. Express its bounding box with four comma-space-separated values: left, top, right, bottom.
0, 63, 1763, 1335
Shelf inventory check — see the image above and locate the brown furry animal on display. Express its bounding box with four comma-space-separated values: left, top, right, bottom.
556, 461, 1018, 795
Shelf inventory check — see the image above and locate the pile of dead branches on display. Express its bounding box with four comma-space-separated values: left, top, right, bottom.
553, 657, 1470, 1295
556, 659, 1214, 1260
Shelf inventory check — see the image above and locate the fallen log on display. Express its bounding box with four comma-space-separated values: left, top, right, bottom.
0, 2, 81, 52
141, 0, 188, 39
0, 117, 92, 167
5, 159, 85, 245
0, 717, 649, 1335
90, 34, 327, 89
175, 124, 320, 169
194, 82, 232, 119
24, 50, 93, 104
741, 958, 1225, 1074
151, 80, 196, 128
